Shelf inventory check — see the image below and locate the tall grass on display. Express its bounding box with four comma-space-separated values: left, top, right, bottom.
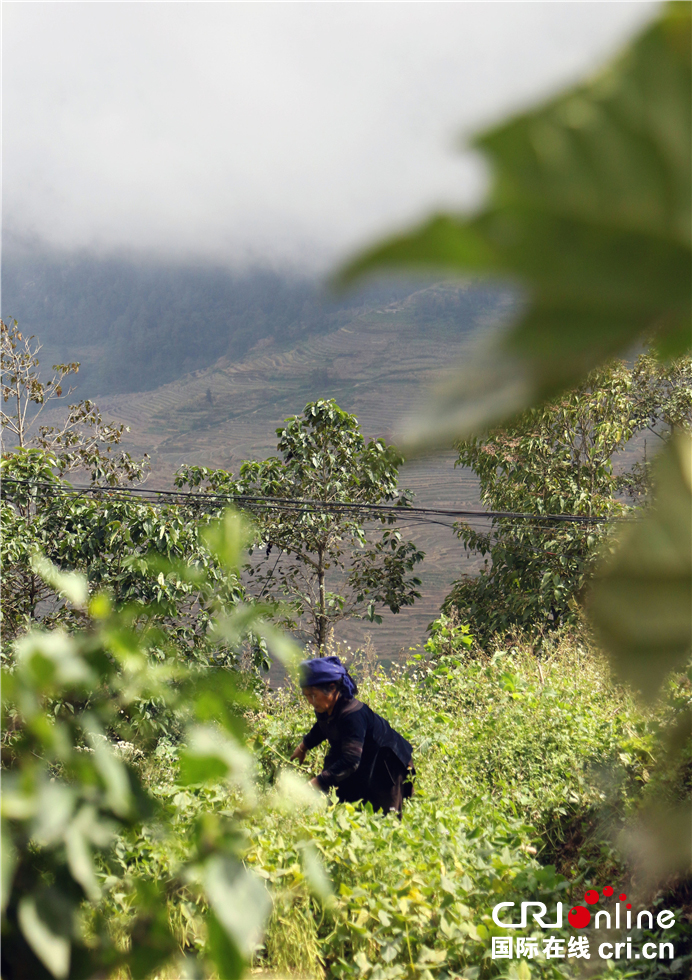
246, 628, 690, 978
99, 627, 690, 978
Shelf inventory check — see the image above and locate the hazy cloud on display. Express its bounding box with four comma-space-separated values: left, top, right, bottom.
3, 1, 658, 268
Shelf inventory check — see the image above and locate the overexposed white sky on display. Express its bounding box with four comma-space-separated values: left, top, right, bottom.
3, 2, 659, 269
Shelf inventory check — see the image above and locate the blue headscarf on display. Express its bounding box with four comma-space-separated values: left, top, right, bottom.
299, 656, 357, 699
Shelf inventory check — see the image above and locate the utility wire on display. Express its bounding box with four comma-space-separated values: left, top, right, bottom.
1, 477, 626, 526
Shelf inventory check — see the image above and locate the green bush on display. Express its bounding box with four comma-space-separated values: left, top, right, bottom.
0, 512, 295, 980
245, 628, 691, 979
4, 555, 689, 978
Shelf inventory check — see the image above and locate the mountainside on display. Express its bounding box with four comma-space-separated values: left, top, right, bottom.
92, 301, 508, 660
2, 245, 508, 397
2, 246, 518, 659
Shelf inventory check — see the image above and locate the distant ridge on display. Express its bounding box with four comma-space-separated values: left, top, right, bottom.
2, 243, 518, 658
1, 244, 508, 398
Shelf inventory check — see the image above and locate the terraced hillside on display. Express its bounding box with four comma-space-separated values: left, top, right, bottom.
90, 291, 511, 660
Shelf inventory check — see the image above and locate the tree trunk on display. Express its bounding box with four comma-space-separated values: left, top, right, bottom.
16, 386, 25, 448
317, 550, 327, 654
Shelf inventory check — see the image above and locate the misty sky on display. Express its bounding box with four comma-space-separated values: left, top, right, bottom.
4, 1, 658, 270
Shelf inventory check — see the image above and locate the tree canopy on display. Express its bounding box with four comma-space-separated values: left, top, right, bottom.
445, 355, 692, 638
179, 399, 424, 651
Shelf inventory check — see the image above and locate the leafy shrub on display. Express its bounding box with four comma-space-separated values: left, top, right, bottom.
444, 356, 692, 641
1, 511, 294, 980
246, 628, 691, 978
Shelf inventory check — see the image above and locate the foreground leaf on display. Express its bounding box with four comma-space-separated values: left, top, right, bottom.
339, 3, 691, 445
17, 896, 70, 979
587, 435, 692, 698
29, 553, 88, 609
203, 858, 271, 975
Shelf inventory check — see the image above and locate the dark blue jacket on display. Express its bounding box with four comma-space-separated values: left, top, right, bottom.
303, 697, 413, 792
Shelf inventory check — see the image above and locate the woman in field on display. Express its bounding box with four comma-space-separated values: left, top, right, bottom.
290, 656, 414, 816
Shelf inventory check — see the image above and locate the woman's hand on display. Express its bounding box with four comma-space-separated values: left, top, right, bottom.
290, 741, 307, 764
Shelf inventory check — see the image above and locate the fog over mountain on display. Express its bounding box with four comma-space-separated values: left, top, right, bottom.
2, 3, 659, 396
2, 246, 508, 397
4, 2, 657, 268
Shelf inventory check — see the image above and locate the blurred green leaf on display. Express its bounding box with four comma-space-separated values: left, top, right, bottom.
203, 857, 271, 965
178, 725, 252, 789
30, 783, 76, 846
206, 910, 245, 980
588, 435, 692, 697
300, 841, 335, 906
339, 3, 691, 445
29, 553, 88, 609
1, 827, 16, 916
179, 753, 230, 786
211, 602, 275, 646
18, 895, 70, 979
253, 620, 301, 668
120, 882, 180, 980
65, 806, 111, 902
83, 720, 133, 817
187, 670, 250, 737
271, 770, 325, 815
620, 799, 692, 879
14, 630, 95, 696
201, 510, 252, 571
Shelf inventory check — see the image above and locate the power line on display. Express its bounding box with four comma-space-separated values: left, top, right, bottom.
1, 477, 626, 526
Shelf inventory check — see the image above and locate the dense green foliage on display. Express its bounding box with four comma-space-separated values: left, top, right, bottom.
4, 577, 691, 979
0, 452, 250, 672
245, 635, 692, 978
1, 513, 296, 980
178, 399, 424, 650
445, 355, 692, 639
80, 627, 691, 979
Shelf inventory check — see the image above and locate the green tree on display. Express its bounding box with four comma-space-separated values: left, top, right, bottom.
178, 399, 424, 651
445, 355, 692, 638
1, 319, 146, 485
0, 450, 253, 680
1, 513, 295, 980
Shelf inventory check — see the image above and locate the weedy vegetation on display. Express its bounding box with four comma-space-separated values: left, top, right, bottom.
76, 626, 690, 979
